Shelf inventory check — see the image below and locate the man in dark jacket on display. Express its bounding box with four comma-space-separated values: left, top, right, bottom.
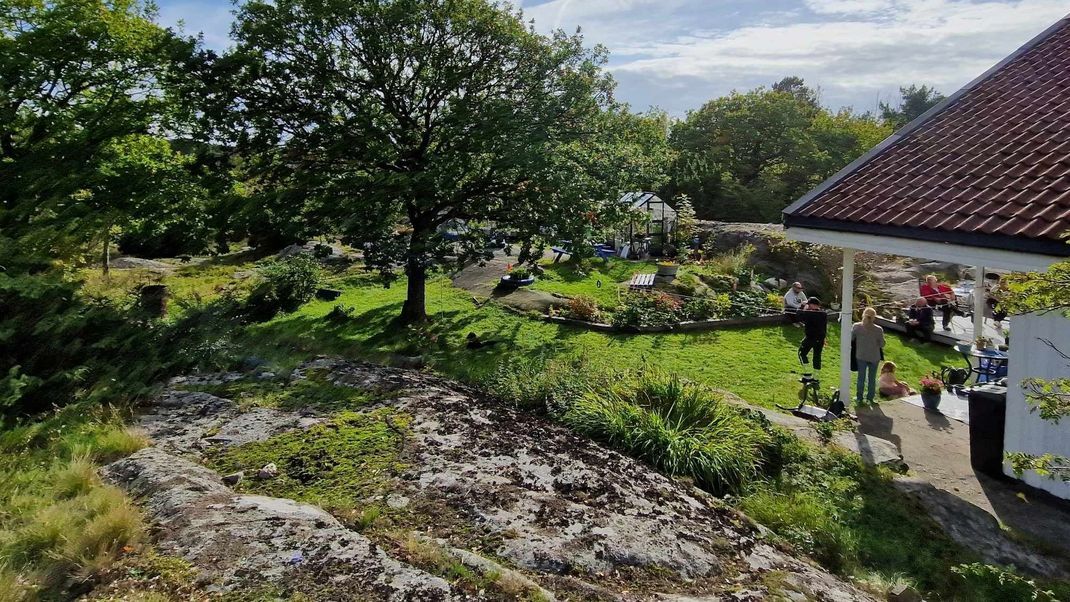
905, 297, 935, 341
796, 297, 828, 371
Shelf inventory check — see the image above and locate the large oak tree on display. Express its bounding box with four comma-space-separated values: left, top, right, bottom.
224, 0, 628, 323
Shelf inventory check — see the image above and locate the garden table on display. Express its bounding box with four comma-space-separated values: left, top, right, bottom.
969, 348, 1008, 384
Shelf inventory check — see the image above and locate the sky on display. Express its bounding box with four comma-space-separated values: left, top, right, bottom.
156, 0, 1069, 116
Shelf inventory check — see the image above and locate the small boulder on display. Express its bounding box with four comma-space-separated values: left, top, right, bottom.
386, 494, 410, 510
887, 584, 923, 602
222, 472, 244, 486
257, 463, 279, 480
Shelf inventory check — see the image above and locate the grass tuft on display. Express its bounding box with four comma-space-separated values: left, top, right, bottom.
563, 369, 772, 495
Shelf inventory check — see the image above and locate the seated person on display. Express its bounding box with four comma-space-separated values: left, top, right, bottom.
920, 274, 958, 331
878, 361, 916, 399
905, 297, 935, 341
783, 282, 807, 312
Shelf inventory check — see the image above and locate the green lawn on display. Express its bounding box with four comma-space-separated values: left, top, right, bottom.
530, 258, 656, 308
242, 275, 957, 410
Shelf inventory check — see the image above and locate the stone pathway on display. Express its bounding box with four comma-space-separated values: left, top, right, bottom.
857, 400, 1070, 578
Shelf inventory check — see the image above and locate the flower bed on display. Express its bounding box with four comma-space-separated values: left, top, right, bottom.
548, 290, 786, 333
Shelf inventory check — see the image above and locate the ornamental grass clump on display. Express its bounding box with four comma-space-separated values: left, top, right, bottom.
563, 370, 771, 495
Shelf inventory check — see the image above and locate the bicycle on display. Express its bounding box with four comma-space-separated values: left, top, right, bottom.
778, 373, 846, 421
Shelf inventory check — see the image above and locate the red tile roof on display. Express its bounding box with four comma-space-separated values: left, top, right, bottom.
784, 15, 1070, 257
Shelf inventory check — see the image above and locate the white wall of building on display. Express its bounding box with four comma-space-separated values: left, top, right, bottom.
1004, 310, 1070, 499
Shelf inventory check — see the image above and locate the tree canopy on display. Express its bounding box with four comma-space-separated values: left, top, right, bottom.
879, 84, 946, 131
219, 0, 651, 323
0, 0, 200, 272
663, 80, 890, 222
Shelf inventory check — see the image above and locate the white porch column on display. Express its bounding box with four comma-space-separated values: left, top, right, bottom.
973, 265, 986, 342
839, 249, 856, 404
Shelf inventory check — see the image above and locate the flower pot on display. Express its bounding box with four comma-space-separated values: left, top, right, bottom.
921, 391, 941, 411
500, 275, 535, 287
656, 264, 679, 278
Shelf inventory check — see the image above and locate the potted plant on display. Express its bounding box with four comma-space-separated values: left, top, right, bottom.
974, 336, 992, 351
656, 261, 679, 278
500, 265, 535, 287
920, 374, 943, 410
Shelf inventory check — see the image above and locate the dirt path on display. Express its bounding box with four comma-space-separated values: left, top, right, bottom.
858, 401, 1070, 572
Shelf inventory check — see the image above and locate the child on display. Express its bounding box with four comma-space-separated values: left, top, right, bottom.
878, 362, 916, 399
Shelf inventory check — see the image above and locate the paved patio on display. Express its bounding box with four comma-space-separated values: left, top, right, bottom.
857, 399, 1070, 574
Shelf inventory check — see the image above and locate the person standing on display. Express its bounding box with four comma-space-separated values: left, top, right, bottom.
905, 297, 935, 341
783, 282, 807, 313
797, 297, 828, 372
852, 307, 885, 405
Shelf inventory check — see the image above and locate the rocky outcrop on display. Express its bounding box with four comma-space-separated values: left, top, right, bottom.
103, 448, 451, 599
892, 477, 1067, 578
302, 358, 878, 600
108, 359, 879, 600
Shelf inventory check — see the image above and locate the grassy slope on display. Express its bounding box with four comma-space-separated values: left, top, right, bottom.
244, 276, 957, 409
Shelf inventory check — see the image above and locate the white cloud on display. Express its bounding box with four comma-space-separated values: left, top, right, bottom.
803, 0, 895, 15
587, 0, 1068, 113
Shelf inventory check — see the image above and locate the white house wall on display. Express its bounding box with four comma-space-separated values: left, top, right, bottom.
1004, 310, 1070, 499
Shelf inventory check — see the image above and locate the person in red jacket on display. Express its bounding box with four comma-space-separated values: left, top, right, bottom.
920, 274, 958, 331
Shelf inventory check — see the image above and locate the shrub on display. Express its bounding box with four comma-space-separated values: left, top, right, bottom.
563, 370, 772, 495
611, 292, 684, 329
565, 296, 601, 322
0, 273, 171, 417
728, 290, 777, 318
703, 243, 754, 275
246, 254, 322, 321
165, 296, 244, 372
683, 294, 731, 321
951, 563, 1059, 601
326, 304, 357, 323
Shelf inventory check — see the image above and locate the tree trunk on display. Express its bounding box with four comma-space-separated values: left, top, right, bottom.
102, 238, 110, 276
400, 258, 427, 325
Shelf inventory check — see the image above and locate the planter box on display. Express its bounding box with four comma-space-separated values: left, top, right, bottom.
656, 264, 680, 278
546, 312, 787, 334
544, 316, 616, 332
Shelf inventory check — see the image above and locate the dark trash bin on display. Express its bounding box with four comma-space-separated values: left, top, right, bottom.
138, 284, 170, 318
968, 385, 1008, 477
